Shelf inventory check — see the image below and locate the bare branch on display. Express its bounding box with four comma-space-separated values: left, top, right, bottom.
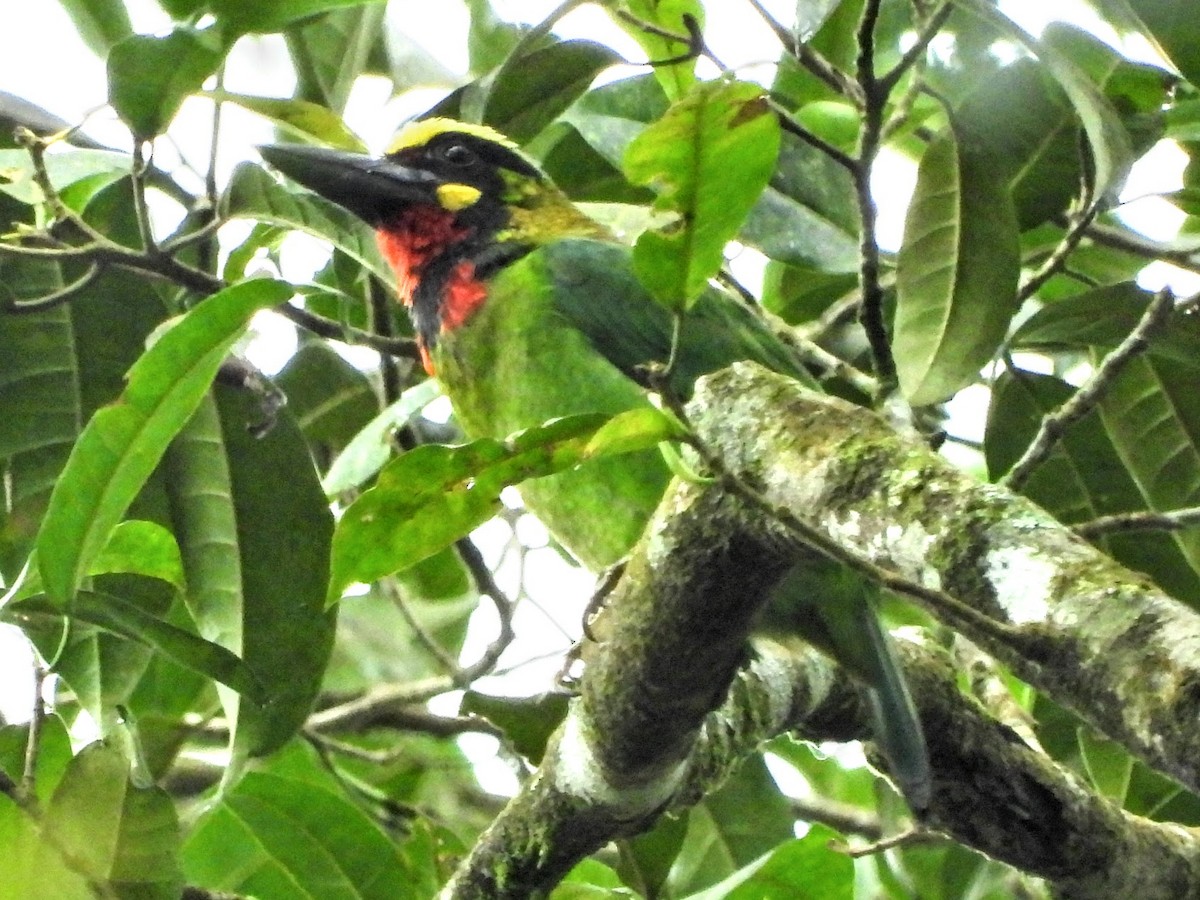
1075, 507, 1200, 538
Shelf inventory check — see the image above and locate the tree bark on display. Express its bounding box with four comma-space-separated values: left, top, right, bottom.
441, 363, 1200, 898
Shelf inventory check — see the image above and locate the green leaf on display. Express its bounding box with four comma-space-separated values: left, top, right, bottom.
552, 859, 628, 898
207, 91, 367, 151
1099, 355, 1200, 587
478, 41, 623, 144
617, 812, 688, 898
44, 742, 129, 881
322, 378, 441, 495
1165, 99, 1200, 141
958, 1, 1135, 206
1127, 0, 1200, 87
38, 741, 182, 896
286, 3, 386, 112
741, 132, 860, 271
1012, 282, 1200, 369
209, 0, 384, 34
626, 80, 781, 309
683, 827, 852, 900
35, 278, 291, 607
465, 0, 525, 74
156, 0, 206, 18
5, 591, 264, 699
56, 0, 132, 56
92, 520, 186, 589
951, 59, 1079, 229
0, 148, 130, 206
1077, 727, 1133, 802
162, 393, 246, 746
0, 715, 73, 806
181, 770, 418, 898
894, 125, 1020, 405
985, 371, 1200, 605
107, 26, 230, 138
0, 791, 95, 900
212, 384, 336, 756
614, 0, 704, 100
276, 341, 379, 452
667, 755, 796, 895
762, 264, 857, 326
0, 303, 79, 578
111, 778, 183, 899
328, 409, 680, 602
225, 161, 392, 283
459, 691, 569, 764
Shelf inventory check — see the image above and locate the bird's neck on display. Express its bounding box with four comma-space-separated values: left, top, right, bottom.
376, 196, 610, 373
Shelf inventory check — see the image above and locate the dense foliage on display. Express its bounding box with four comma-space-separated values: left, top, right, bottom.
2, 0, 1200, 897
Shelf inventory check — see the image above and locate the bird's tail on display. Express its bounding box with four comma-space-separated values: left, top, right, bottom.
765, 558, 931, 811
861, 613, 931, 811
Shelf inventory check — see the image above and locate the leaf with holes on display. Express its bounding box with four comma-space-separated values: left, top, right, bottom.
625, 80, 780, 310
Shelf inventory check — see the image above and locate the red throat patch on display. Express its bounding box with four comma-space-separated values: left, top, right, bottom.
375, 206, 490, 376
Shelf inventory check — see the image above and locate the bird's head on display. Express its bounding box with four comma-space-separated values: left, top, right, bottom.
260, 118, 607, 368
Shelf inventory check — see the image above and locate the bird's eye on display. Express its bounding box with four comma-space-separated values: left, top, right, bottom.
440, 143, 476, 167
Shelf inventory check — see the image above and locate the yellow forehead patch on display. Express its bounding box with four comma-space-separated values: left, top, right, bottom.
386, 117, 518, 154
436, 183, 482, 211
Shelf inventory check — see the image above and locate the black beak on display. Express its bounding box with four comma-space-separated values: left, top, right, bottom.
258, 143, 441, 226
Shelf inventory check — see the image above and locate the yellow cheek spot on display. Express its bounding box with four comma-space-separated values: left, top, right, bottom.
437, 183, 482, 211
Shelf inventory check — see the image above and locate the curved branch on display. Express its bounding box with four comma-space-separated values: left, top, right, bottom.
692, 363, 1200, 794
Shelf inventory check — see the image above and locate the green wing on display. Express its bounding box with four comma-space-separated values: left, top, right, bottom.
537, 238, 812, 396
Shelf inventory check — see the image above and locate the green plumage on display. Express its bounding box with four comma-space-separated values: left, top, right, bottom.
436, 236, 930, 808
433, 238, 810, 569
260, 126, 931, 809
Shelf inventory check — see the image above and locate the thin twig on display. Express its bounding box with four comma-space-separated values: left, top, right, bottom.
308, 711, 500, 757
790, 795, 883, 839
130, 141, 158, 255
836, 825, 938, 856
273, 302, 421, 360
880, 3, 952, 139
1075, 507, 1200, 539
307, 541, 521, 732
772, 100, 857, 172
852, 0, 897, 388
13, 127, 107, 244
1081, 219, 1200, 275
1017, 203, 1099, 302
206, 66, 224, 208
307, 681, 456, 731
877, 2, 952, 94
160, 215, 222, 254
456, 537, 518, 684
744, 0, 864, 105
386, 578, 465, 677
2, 263, 101, 313
20, 662, 48, 802
1003, 288, 1176, 492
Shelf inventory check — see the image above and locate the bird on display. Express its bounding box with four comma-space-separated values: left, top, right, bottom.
260, 117, 930, 809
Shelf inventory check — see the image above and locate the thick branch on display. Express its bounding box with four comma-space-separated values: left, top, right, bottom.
443, 363, 1200, 897
691, 363, 1200, 794
444, 625, 1200, 898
